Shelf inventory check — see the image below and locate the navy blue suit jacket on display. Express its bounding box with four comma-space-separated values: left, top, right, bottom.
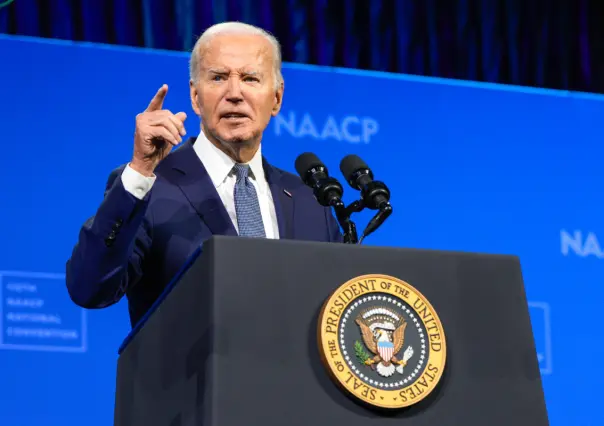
66, 137, 342, 327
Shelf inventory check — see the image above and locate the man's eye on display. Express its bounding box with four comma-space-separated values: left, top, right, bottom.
212, 75, 224, 81
245, 76, 259, 82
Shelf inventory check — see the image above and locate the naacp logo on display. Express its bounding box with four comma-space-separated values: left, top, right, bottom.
318, 274, 446, 409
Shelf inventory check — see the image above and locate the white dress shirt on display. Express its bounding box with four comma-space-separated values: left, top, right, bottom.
121, 134, 280, 239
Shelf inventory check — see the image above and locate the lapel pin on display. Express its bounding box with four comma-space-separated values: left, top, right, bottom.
283, 189, 292, 198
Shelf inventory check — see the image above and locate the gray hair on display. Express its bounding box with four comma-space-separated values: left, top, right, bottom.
189, 22, 283, 89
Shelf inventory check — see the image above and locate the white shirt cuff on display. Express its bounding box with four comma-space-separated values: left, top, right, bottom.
121, 164, 156, 200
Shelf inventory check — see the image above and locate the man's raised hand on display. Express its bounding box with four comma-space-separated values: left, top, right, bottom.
130, 84, 187, 176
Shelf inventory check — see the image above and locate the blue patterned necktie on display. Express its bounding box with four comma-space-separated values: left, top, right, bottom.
232, 163, 266, 238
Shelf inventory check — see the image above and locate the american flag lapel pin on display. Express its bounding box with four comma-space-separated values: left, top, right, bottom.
283, 189, 292, 198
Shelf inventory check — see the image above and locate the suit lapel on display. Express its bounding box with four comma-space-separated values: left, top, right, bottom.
161, 139, 237, 237
264, 159, 294, 240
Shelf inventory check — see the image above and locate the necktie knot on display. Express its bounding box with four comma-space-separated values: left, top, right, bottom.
233, 163, 250, 182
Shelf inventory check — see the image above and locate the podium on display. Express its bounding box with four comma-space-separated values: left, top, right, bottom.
113, 236, 549, 425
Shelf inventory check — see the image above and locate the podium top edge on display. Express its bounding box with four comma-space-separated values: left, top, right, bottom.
207, 236, 521, 260
116, 237, 520, 355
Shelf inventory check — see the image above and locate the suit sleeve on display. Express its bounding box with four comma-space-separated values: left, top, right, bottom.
65, 166, 152, 308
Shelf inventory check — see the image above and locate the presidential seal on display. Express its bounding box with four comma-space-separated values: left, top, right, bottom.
317, 274, 446, 409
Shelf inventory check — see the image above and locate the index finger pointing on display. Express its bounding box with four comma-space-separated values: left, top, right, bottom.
145, 84, 168, 112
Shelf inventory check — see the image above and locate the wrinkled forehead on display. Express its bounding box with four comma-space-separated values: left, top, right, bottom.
199, 34, 275, 73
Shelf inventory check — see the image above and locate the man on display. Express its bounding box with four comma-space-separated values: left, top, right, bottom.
65, 22, 342, 327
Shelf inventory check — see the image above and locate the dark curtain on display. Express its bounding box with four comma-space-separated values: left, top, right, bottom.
1, 0, 603, 94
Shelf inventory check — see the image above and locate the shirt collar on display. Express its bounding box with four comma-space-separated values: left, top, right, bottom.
192, 131, 265, 188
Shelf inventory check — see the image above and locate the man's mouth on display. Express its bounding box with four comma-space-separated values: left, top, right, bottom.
222, 113, 249, 119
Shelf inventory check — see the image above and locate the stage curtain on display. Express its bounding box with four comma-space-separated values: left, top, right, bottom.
1, 0, 602, 93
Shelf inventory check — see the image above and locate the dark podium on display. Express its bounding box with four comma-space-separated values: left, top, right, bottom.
113, 236, 549, 425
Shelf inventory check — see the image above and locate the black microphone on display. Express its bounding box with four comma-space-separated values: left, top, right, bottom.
340, 154, 390, 210
295, 152, 344, 208
340, 154, 392, 243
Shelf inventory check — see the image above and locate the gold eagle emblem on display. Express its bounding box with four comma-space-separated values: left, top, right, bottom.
355, 307, 415, 377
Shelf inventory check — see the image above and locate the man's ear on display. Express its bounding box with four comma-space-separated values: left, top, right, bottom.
271, 80, 284, 116
189, 80, 202, 116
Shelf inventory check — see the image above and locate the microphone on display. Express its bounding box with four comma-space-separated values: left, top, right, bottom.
340, 154, 390, 210
295, 152, 344, 208
296, 152, 360, 244
340, 154, 392, 243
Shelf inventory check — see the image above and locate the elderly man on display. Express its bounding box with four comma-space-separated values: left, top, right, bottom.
66, 22, 342, 326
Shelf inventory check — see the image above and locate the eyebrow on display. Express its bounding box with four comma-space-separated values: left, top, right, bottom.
206, 68, 263, 77
207, 68, 229, 75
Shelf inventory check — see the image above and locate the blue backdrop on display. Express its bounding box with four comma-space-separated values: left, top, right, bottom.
1, 34, 603, 425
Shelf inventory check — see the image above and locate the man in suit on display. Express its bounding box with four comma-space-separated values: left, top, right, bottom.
65, 22, 342, 327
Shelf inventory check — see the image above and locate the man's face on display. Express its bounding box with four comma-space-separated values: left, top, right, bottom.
190, 33, 284, 147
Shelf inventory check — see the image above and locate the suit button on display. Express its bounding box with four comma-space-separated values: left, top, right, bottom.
105, 232, 116, 247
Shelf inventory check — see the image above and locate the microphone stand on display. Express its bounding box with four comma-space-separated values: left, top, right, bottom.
331, 198, 392, 245
330, 199, 361, 244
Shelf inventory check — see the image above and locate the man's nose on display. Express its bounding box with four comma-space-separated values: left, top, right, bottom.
225, 77, 243, 103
